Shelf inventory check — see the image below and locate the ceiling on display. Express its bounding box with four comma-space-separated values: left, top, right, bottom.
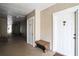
0, 3, 55, 17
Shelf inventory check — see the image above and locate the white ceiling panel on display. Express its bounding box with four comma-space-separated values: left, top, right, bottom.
0, 3, 55, 16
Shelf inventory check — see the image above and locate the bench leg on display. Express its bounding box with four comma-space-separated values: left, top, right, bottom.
36, 44, 46, 53
43, 48, 46, 53
43, 50, 45, 53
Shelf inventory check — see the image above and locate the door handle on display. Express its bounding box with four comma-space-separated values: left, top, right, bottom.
73, 37, 76, 39
73, 34, 76, 39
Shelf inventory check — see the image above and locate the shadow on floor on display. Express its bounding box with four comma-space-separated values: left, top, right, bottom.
53, 52, 64, 56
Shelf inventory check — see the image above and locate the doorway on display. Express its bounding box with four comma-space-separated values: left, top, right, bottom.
53, 6, 79, 56
27, 16, 35, 46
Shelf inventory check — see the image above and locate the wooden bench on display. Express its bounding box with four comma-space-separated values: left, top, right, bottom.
35, 40, 50, 53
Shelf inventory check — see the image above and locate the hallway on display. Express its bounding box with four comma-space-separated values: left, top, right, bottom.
0, 37, 54, 56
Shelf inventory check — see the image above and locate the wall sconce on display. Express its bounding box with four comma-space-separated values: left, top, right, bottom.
63, 21, 66, 26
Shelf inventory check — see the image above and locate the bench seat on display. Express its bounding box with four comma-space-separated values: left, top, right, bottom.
35, 40, 50, 52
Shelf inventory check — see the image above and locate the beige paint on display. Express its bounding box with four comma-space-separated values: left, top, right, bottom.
35, 9, 40, 41
40, 3, 79, 50
0, 17, 7, 37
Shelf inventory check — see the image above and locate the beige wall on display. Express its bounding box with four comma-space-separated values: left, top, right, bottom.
35, 9, 40, 41
40, 3, 79, 50
0, 17, 7, 37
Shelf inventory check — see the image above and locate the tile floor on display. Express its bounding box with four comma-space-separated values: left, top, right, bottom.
0, 36, 54, 56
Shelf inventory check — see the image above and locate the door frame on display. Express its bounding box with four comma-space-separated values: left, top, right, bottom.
27, 16, 35, 46
52, 5, 79, 56
74, 10, 78, 56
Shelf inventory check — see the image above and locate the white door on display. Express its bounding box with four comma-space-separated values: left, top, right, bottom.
27, 17, 35, 46
28, 19, 33, 45
53, 6, 79, 56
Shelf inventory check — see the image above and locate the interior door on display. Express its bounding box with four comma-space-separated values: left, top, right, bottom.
53, 8, 77, 56
28, 19, 33, 45
27, 17, 35, 46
